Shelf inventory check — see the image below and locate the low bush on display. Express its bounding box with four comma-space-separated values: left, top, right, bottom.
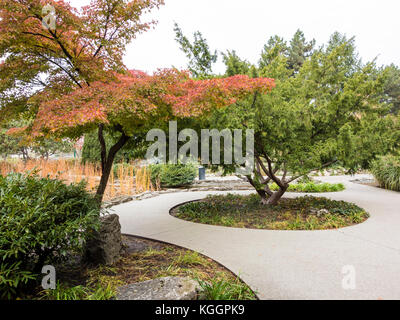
150, 163, 197, 188
370, 155, 400, 191
270, 182, 345, 193
0, 173, 101, 299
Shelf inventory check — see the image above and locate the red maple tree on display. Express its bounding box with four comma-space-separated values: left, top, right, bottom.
0, 1, 275, 203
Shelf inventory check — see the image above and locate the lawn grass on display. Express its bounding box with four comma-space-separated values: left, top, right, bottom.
173, 194, 369, 230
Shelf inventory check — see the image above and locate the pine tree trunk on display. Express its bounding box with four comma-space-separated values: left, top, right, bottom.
265, 187, 287, 206
256, 189, 269, 205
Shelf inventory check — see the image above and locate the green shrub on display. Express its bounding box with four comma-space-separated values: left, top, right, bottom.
0, 173, 101, 299
370, 155, 400, 191
150, 163, 197, 188
270, 182, 345, 193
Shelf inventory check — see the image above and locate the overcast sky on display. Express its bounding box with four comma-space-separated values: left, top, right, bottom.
71, 0, 400, 74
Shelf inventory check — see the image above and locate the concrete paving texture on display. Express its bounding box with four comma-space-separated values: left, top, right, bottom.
113, 175, 400, 300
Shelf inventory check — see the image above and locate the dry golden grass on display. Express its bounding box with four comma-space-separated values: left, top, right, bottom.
0, 159, 157, 201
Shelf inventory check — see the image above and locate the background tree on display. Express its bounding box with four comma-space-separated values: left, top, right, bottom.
173, 26, 399, 205
29, 137, 73, 160
0, 123, 26, 160
209, 33, 399, 205
259, 35, 288, 70
222, 50, 251, 77
259, 30, 315, 74
382, 64, 400, 114
1, 119, 73, 160
287, 29, 315, 73
174, 23, 218, 78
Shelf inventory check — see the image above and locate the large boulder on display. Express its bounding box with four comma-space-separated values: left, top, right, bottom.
116, 277, 200, 300
84, 214, 123, 266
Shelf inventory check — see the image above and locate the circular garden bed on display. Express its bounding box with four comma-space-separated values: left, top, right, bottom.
171, 194, 369, 230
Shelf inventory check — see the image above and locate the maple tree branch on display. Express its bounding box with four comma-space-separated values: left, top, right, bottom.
93, 1, 121, 58
22, 31, 54, 41
108, 131, 130, 161
35, 52, 82, 88
31, 14, 91, 87
251, 92, 259, 108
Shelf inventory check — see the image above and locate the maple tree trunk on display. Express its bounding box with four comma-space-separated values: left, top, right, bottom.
96, 160, 113, 205
95, 125, 130, 205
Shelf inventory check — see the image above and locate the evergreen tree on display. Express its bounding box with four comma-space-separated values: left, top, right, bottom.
222, 50, 251, 76
287, 29, 315, 73
174, 23, 218, 78
382, 64, 400, 114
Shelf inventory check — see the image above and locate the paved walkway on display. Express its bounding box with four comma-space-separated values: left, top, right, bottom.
114, 175, 400, 300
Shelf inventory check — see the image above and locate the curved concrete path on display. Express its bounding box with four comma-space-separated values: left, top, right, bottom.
113, 175, 400, 300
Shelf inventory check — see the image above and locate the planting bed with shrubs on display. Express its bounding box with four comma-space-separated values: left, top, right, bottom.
0, 173, 255, 300
172, 194, 369, 230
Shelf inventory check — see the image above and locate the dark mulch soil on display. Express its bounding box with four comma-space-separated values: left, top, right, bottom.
122, 236, 163, 254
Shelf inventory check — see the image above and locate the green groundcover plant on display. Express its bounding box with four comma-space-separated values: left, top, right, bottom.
0, 172, 101, 299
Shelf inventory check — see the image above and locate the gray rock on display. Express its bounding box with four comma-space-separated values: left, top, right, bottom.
116, 277, 200, 300
317, 209, 330, 217
84, 214, 123, 266
122, 236, 163, 254
309, 208, 330, 217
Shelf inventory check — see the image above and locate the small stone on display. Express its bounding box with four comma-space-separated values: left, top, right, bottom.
317, 209, 330, 217
116, 277, 201, 300
139, 193, 156, 200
